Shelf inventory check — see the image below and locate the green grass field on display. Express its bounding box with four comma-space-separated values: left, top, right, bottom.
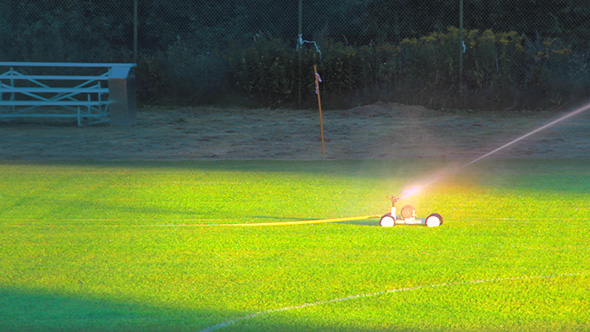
0, 159, 588, 331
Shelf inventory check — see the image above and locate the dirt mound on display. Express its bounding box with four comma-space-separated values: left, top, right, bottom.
1, 103, 588, 160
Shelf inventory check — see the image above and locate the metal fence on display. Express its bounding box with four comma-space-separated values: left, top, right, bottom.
1, 1, 589, 108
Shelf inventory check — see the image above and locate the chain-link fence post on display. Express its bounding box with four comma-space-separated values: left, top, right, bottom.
459, 0, 464, 98
133, 0, 138, 63
297, 0, 303, 108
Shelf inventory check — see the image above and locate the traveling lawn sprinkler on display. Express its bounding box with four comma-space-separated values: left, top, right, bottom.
377, 101, 590, 228
379, 195, 443, 227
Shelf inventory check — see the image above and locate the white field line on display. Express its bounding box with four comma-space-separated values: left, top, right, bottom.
199, 273, 587, 332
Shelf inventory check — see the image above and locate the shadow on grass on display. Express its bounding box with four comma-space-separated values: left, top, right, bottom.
337, 218, 381, 226
0, 287, 213, 332
1, 159, 589, 197
0, 159, 424, 179
0, 287, 429, 332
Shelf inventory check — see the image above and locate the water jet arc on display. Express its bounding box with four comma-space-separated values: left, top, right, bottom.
459, 103, 590, 170
400, 102, 590, 199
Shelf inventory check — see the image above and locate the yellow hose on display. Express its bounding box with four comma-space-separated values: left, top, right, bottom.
200, 215, 381, 227
2, 215, 381, 227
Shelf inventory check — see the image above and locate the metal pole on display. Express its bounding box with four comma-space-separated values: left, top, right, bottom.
459, 0, 464, 97
133, 0, 138, 63
297, 0, 303, 108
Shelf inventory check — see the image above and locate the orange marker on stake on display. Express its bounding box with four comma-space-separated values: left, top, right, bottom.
314, 65, 325, 159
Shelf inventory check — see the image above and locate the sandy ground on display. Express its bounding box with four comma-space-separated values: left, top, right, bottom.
1, 102, 589, 161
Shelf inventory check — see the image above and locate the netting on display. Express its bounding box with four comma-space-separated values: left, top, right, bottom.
1, 1, 589, 109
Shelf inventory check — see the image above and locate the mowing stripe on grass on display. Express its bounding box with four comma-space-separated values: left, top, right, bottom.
199, 273, 587, 332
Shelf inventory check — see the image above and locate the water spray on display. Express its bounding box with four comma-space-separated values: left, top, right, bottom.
459, 103, 590, 170
381, 101, 590, 227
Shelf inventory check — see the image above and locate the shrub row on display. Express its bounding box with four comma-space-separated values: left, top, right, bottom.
138, 28, 590, 110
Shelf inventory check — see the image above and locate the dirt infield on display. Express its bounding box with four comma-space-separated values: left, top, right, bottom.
1, 102, 589, 160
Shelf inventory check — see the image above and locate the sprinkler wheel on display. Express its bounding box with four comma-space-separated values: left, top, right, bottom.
379, 213, 396, 227
425, 213, 443, 227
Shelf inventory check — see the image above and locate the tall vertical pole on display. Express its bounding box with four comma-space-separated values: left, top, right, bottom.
297, 0, 303, 108
133, 0, 138, 63
314, 65, 325, 159
459, 0, 464, 97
